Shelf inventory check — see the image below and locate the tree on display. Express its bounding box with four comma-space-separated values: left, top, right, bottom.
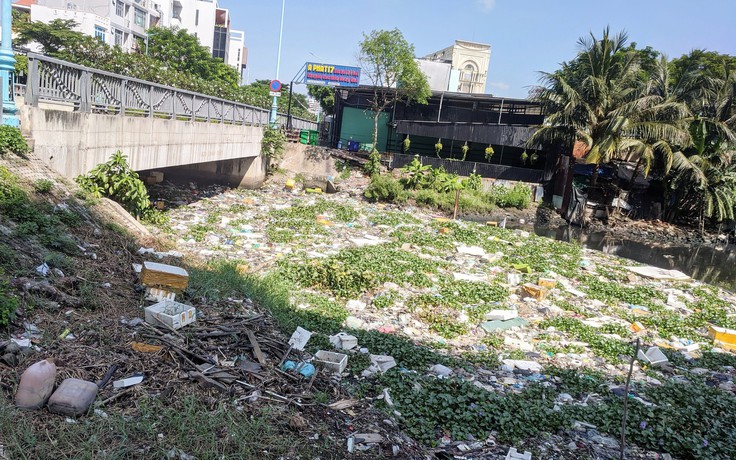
358, 29, 431, 150
145, 27, 239, 88
15, 19, 88, 54
530, 28, 690, 187
307, 85, 335, 115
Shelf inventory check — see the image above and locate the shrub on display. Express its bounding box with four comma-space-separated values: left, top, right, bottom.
75, 151, 151, 217
364, 149, 381, 177
364, 174, 406, 203
0, 126, 30, 157
261, 126, 286, 161
0, 268, 18, 326
33, 179, 54, 194
490, 183, 532, 209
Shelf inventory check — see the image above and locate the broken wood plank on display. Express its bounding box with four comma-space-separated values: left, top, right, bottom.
246, 329, 267, 365
188, 371, 228, 393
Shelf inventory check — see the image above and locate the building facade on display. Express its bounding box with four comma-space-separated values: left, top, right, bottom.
16, 0, 246, 72
421, 40, 491, 94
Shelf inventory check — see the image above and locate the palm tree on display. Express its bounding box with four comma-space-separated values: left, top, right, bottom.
664, 59, 736, 232
530, 28, 689, 187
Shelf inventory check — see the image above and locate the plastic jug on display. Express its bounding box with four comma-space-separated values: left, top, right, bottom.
15, 359, 57, 410
47, 378, 99, 417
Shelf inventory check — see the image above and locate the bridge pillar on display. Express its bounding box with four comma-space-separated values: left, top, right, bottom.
0, 0, 19, 127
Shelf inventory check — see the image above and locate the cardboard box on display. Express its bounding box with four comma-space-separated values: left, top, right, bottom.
314, 350, 348, 373
144, 300, 196, 330
140, 262, 189, 292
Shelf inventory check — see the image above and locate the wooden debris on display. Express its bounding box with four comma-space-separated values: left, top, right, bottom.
246, 329, 267, 365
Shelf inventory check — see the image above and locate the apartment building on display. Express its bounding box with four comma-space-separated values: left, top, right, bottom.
17, 0, 247, 72
420, 40, 492, 94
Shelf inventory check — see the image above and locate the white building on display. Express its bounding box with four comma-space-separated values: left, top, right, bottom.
27, 0, 163, 52
227, 29, 245, 81
17, 0, 246, 72
421, 40, 492, 94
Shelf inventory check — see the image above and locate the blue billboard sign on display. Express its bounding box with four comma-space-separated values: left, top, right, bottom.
304, 62, 361, 87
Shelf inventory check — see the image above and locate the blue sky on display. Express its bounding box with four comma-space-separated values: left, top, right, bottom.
224, 0, 736, 99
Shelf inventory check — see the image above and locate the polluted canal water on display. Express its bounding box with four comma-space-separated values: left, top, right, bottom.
531, 224, 736, 292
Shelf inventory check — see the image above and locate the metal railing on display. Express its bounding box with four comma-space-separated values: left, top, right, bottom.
390, 153, 545, 183
22, 53, 317, 130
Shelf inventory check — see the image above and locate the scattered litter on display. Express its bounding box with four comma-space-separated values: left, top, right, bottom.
429, 364, 453, 377
288, 327, 312, 351
625, 266, 690, 281
113, 375, 145, 388
506, 447, 532, 460
314, 350, 348, 373
329, 332, 358, 350
637, 347, 669, 366
131, 342, 163, 353
480, 317, 529, 333
48, 378, 99, 417
35, 263, 50, 277
144, 300, 196, 330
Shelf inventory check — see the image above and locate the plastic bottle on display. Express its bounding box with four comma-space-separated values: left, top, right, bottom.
47, 378, 99, 417
15, 359, 57, 410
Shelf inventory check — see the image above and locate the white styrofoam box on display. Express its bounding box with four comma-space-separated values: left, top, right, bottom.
637, 346, 668, 365
506, 447, 532, 460
485, 309, 519, 321
314, 350, 348, 373
329, 332, 358, 350
145, 287, 176, 303
144, 300, 196, 330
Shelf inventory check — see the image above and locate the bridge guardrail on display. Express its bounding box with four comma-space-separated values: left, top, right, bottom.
22, 53, 317, 131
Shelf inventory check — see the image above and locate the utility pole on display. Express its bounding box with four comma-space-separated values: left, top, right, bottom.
268, 0, 285, 127
0, 0, 20, 127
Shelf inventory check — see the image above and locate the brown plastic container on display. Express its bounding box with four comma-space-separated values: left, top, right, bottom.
47, 378, 99, 417
15, 359, 57, 410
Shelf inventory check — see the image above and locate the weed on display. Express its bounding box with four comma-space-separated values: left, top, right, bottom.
0, 268, 18, 326
33, 179, 54, 194
0, 126, 30, 157
43, 251, 71, 270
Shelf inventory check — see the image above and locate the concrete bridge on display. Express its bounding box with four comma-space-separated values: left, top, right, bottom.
18, 53, 317, 187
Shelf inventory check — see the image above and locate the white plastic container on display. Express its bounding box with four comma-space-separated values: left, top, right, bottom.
144, 300, 196, 330
15, 359, 57, 410
47, 378, 98, 417
314, 350, 348, 373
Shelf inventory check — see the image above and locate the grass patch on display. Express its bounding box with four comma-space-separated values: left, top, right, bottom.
0, 396, 332, 459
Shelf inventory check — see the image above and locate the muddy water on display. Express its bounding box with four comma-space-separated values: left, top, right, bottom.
531, 224, 736, 292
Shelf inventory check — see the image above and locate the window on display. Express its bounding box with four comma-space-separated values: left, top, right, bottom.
134, 8, 146, 26
114, 29, 124, 47
115, 0, 124, 17
94, 26, 106, 42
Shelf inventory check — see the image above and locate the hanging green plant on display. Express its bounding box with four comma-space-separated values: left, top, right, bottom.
434, 139, 443, 158
461, 141, 470, 162
402, 135, 411, 154
520, 150, 529, 165
530, 151, 539, 164
484, 145, 494, 162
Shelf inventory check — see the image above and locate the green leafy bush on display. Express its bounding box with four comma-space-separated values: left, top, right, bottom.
33, 179, 54, 194
489, 183, 532, 209
261, 126, 286, 161
462, 173, 482, 191
75, 151, 151, 217
0, 268, 18, 326
364, 174, 406, 203
0, 126, 30, 157
364, 149, 381, 177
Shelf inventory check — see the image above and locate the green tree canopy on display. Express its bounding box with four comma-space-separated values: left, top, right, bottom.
358, 28, 431, 149
530, 28, 690, 185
